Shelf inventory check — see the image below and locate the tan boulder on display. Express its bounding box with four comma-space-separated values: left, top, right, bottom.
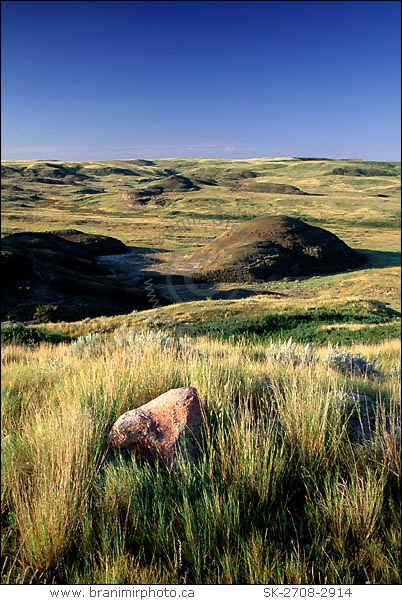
109, 386, 203, 466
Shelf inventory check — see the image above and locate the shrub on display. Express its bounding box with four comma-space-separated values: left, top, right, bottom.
67, 328, 194, 359
1, 324, 68, 346
112, 327, 194, 355
265, 338, 317, 366
68, 332, 105, 358
32, 304, 59, 323
322, 343, 382, 378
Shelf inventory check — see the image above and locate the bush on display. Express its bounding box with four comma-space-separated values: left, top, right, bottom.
1, 324, 69, 346
322, 343, 382, 378
67, 327, 195, 359
68, 332, 105, 358
111, 327, 194, 354
265, 338, 317, 366
32, 304, 59, 323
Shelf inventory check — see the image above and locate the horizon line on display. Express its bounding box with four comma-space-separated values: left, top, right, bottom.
1, 155, 401, 163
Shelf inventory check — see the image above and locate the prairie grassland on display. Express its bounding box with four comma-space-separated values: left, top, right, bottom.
2, 158, 400, 251
1, 332, 400, 584
2, 158, 400, 319
1, 157, 400, 584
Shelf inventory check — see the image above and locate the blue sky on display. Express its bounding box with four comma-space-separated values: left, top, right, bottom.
1, 1, 400, 161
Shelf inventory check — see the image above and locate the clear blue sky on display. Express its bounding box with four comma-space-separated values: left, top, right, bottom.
1, 0, 400, 161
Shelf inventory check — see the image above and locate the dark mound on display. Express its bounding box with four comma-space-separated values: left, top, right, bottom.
293, 157, 332, 161
1, 184, 23, 191
84, 166, 139, 176
189, 215, 365, 283
120, 175, 199, 203
241, 182, 308, 194
62, 174, 86, 184
1, 230, 149, 322
193, 177, 219, 186
131, 159, 156, 166
74, 187, 104, 194
220, 171, 258, 181
33, 177, 66, 185
18, 163, 91, 182
45, 230, 128, 256
0, 163, 93, 185
1, 166, 23, 177
331, 167, 397, 177
121, 189, 165, 206
157, 175, 200, 192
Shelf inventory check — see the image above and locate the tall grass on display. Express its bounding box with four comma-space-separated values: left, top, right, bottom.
1, 332, 400, 584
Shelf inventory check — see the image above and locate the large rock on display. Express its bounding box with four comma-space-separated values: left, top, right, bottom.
109, 387, 203, 466
336, 391, 400, 444
347, 415, 399, 444
337, 391, 377, 421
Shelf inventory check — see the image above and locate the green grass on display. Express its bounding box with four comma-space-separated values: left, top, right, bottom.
1, 332, 400, 583
181, 318, 401, 346
1, 324, 71, 346
168, 300, 400, 342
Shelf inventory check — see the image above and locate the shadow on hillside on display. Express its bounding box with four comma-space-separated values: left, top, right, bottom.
156, 284, 289, 303
115, 247, 400, 310
205, 288, 289, 300
129, 246, 162, 255
136, 266, 291, 305
357, 250, 401, 268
